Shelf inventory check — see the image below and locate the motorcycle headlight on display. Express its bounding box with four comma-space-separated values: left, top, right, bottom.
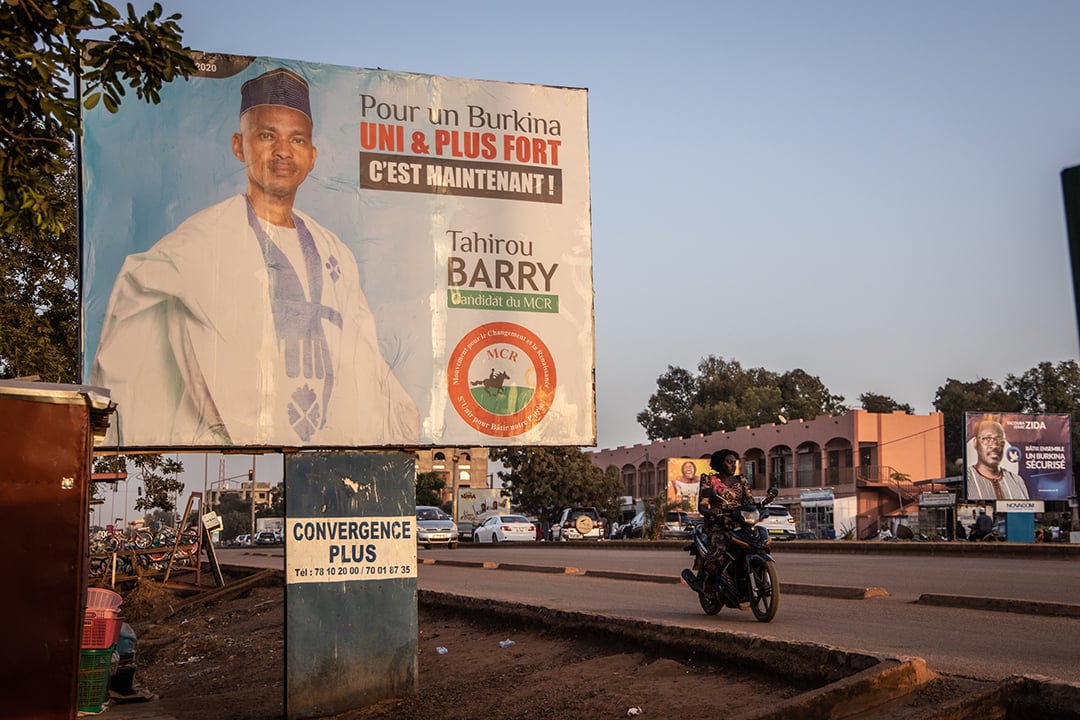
739, 508, 760, 525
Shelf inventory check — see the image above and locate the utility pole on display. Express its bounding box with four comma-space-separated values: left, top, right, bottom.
450, 454, 459, 524
249, 457, 257, 538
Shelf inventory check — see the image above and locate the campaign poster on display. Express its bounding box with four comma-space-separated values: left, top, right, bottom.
81, 51, 593, 450
963, 412, 1073, 501
667, 457, 712, 508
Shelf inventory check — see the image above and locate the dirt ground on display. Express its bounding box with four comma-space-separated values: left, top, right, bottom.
104, 571, 979, 720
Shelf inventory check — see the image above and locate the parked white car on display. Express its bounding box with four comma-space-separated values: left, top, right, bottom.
472, 514, 536, 543
758, 505, 796, 539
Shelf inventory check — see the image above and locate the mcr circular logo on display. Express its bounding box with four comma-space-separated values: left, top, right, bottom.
447, 322, 557, 438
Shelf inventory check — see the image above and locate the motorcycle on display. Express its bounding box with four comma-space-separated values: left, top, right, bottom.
681, 492, 780, 623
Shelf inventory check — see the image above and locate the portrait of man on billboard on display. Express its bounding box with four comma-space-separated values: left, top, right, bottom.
966, 417, 1029, 500
89, 67, 419, 447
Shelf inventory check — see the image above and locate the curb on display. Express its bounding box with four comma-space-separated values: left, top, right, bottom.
418, 590, 1080, 719
422, 558, 889, 600
419, 590, 946, 720
733, 657, 936, 720
916, 593, 1080, 618
784, 582, 889, 599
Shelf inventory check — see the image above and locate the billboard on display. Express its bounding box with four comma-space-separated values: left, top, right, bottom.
963, 412, 1073, 501
81, 52, 593, 450
455, 487, 511, 528
667, 458, 713, 508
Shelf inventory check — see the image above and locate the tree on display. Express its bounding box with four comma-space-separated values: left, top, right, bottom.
2, 2, 194, 378
213, 491, 253, 541
261, 481, 285, 517
94, 452, 185, 514
640, 492, 679, 540
0, 143, 78, 380
859, 392, 915, 414
637, 355, 847, 440
490, 447, 623, 526
416, 471, 448, 510
1004, 360, 1080, 473
1, 0, 194, 234
933, 378, 1020, 475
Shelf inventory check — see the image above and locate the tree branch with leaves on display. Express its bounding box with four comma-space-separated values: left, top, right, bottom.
1, 0, 194, 234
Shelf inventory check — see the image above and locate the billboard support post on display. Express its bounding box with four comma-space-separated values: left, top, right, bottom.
285, 451, 417, 716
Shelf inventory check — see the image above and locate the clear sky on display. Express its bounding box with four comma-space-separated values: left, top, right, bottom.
120, 0, 1080, 456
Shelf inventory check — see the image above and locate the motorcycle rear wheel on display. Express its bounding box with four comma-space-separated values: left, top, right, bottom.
749, 559, 779, 622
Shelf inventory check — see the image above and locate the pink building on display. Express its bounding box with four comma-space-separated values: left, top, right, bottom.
589, 410, 946, 540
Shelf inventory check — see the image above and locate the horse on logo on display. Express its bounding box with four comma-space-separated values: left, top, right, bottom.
471, 369, 510, 396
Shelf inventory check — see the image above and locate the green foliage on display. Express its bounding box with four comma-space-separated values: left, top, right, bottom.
859, 392, 914, 414
93, 452, 185, 513
0, 143, 78, 380
641, 492, 678, 540
0, 0, 194, 234
261, 481, 285, 517
212, 491, 253, 540
416, 471, 448, 509
933, 361, 1080, 476
934, 378, 1022, 475
490, 446, 623, 526
1004, 360, 1080, 473
1, 1, 193, 379
636, 355, 847, 440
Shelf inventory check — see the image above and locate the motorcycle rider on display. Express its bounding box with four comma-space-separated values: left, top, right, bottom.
683, 449, 775, 597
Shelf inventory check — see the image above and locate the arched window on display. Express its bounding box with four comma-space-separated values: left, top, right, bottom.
639, 461, 656, 497
770, 446, 793, 488
621, 464, 637, 497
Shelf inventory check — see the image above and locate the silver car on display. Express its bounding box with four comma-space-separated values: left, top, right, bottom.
416, 506, 460, 549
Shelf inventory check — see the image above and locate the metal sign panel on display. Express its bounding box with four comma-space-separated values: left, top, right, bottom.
284, 451, 416, 717
995, 499, 1045, 513
919, 493, 956, 507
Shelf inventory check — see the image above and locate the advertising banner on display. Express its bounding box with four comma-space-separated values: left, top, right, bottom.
81, 51, 593, 450
963, 412, 1073, 501
455, 487, 511, 528
667, 458, 713, 508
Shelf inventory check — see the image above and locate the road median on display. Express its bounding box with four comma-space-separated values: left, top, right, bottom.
424, 558, 890, 600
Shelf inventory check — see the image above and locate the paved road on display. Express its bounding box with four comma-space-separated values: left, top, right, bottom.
219, 544, 1080, 683
421, 543, 1080, 604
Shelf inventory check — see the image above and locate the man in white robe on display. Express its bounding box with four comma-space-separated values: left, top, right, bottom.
91, 68, 419, 447
966, 419, 1028, 500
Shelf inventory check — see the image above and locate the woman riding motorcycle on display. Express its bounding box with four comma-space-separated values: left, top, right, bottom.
684, 449, 775, 594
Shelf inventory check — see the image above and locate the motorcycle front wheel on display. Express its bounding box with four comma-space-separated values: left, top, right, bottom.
698, 589, 721, 615
749, 558, 779, 622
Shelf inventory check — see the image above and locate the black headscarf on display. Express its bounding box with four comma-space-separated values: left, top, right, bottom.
709, 449, 738, 475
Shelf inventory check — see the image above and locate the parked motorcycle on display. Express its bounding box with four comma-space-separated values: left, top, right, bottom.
681, 492, 780, 623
